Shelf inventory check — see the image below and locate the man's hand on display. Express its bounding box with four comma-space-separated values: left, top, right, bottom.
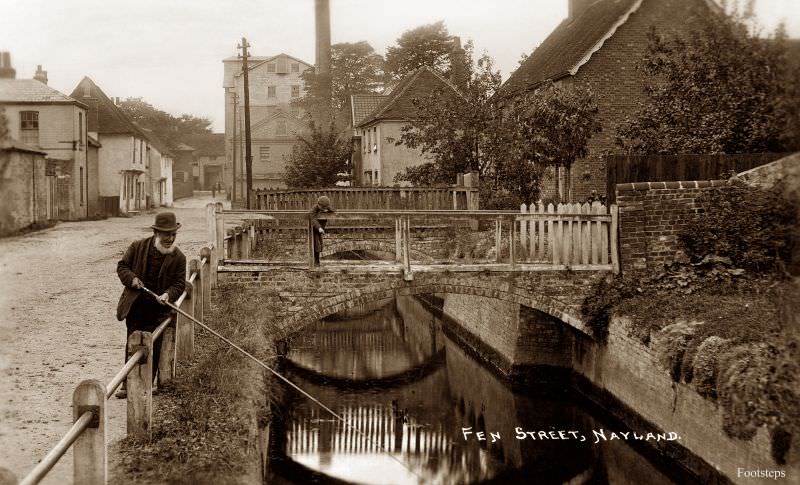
318, 228, 325, 235
131, 277, 143, 289
156, 293, 170, 305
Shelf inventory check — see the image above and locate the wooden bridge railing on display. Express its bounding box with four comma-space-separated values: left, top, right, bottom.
253, 186, 480, 211
212, 205, 619, 276
7, 205, 219, 485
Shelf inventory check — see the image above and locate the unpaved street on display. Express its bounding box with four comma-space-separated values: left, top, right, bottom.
0, 195, 228, 484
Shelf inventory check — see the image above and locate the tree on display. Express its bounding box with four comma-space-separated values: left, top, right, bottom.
295, 42, 384, 130
385, 21, 462, 82
617, 12, 800, 154
0, 108, 8, 143
393, 51, 501, 186
118, 97, 213, 149
284, 121, 351, 188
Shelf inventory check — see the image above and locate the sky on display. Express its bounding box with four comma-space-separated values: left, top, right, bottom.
2, 0, 799, 132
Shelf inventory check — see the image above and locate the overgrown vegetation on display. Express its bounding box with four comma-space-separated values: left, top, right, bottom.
580, 180, 800, 459
115, 285, 286, 484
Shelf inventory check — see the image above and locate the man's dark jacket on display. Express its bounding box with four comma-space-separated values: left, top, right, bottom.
309, 205, 334, 252
116, 236, 186, 321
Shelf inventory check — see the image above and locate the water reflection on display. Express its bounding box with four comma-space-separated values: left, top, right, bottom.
271, 296, 681, 485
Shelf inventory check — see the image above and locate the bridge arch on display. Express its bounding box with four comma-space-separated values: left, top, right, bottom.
279, 276, 590, 337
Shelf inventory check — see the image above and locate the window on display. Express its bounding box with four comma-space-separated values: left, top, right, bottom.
267, 86, 276, 98
20, 111, 39, 145
259, 146, 271, 161
175, 171, 186, 183
291, 85, 300, 98
291, 63, 299, 73
276, 120, 287, 136
267, 63, 276, 73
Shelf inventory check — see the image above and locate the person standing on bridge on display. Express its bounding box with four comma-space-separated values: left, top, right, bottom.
309, 196, 334, 266
114, 212, 186, 398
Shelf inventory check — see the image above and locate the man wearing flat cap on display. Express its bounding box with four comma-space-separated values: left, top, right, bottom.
114, 212, 186, 398
309, 196, 334, 266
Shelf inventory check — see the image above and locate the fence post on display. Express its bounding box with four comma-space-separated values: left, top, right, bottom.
126, 331, 152, 441
611, 204, 620, 274
494, 218, 501, 263
395, 217, 401, 263
207, 203, 218, 288
200, 248, 212, 315
73, 379, 106, 485
158, 322, 176, 386
510, 216, 516, 269
176, 281, 194, 362
215, 205, 224, 263
241, 225, 251, 259
403, 217, 412, 279
307, 218, 315, 269
190, 259, 204, 332
519, 204, 528, 255
249, 224, 256, 255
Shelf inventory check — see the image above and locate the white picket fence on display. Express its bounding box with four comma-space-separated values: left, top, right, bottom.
517, 202, 618, 271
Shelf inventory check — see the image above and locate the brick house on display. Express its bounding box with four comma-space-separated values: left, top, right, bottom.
0, 66, 91, 220
180, 133, 226, 192
70, 77, 154, 215
222, 53, 313, 193
500, 0, 720, 201
353, 67, 462, 186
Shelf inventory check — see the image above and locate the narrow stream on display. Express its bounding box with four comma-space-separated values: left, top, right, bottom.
269, 296, 686, 485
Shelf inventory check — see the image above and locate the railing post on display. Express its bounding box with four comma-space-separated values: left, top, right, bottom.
200, 248, 212, 315
176, 281, 194, 362
158, 321, 176, 386
307, 217, 315, 269
215, 205, 224, 263
249, 224, 256, 255
190, 259, 204, 332
395, 217, 401, 263
126, 331, 152, 441
73, 379, 106, 485
611, 204, 620, 274
241, 225, 251, 258
494, 218, 501, 263
403, 217, 412, 279
206, 203, 218, 288
510, 216, 516, 269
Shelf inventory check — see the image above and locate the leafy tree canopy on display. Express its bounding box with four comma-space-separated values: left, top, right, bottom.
385, 21, 461, 81
284, 121, 351, 188
617, 11, 800, 154
118, 97, 213, 149
0, 108, 8, 143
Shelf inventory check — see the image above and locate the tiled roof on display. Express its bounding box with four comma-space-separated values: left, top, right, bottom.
357, 67, 462, 127
501, 0, 642, 96
179, 133, 225, 156
0, 79, 85, 106
350, 94, 387, 126
69, 77, 149, 138
1, 138, 47, 154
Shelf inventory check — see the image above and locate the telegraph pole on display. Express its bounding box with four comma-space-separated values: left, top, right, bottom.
238, 37, 253, 209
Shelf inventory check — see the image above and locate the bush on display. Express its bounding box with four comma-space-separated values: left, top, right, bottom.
679, 179, 798, 274
652, 320, 702, 381
580, 275, 638, 341
690, 336, 730, 398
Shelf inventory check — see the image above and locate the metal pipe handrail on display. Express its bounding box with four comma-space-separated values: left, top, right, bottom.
19, 411, 94, 485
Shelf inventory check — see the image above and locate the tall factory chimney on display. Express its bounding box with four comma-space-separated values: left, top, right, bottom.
315, 0, 333, 118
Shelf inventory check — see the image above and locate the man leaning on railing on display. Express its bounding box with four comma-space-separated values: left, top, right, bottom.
114, 212, 186, 398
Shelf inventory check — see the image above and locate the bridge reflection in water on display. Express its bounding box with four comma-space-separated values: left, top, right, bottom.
270, 297, 681, 485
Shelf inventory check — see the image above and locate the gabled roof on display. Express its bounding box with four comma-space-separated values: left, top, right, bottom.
139, 127, 173, 156
69, 77, 149, 138
501, 0, 721, 97
179, 133, 225, 156
231, 53, 313, 77
357, 67, 462, 128
350, 94, 387, 127
0, 79, 86, 107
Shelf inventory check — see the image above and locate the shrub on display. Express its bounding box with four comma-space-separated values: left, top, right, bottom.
580, 275, 638, 341
652, 320, 702, 381
690, 336, 731, 398
679, 179, 799, 274
717, 343, 778, 439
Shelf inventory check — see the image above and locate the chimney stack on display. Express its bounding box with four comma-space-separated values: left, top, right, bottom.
33, 65, 48, 85
0, 52, 16, 79
315, 0, 331, 76
449, 36, 468, 90
568, 0, 595, 21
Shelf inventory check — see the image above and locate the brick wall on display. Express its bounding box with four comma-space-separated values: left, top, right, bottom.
616, 180, 728, 271
0, 149, 47, 235
546, 0, 711, 201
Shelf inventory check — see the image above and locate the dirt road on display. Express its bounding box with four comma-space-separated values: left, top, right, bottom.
0, 194, 228, 484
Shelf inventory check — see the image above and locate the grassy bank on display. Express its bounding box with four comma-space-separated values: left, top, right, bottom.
114, 284, 287, 484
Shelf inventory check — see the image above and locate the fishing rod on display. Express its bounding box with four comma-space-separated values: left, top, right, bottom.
140, 285, 422, 479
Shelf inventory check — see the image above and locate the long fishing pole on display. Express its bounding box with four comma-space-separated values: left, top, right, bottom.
141, 285, 422, 479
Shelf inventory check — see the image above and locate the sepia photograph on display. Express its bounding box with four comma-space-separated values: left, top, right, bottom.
1, 0, 799, 484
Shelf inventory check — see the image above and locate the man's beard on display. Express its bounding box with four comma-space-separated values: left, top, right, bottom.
154, 235, 177, 255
